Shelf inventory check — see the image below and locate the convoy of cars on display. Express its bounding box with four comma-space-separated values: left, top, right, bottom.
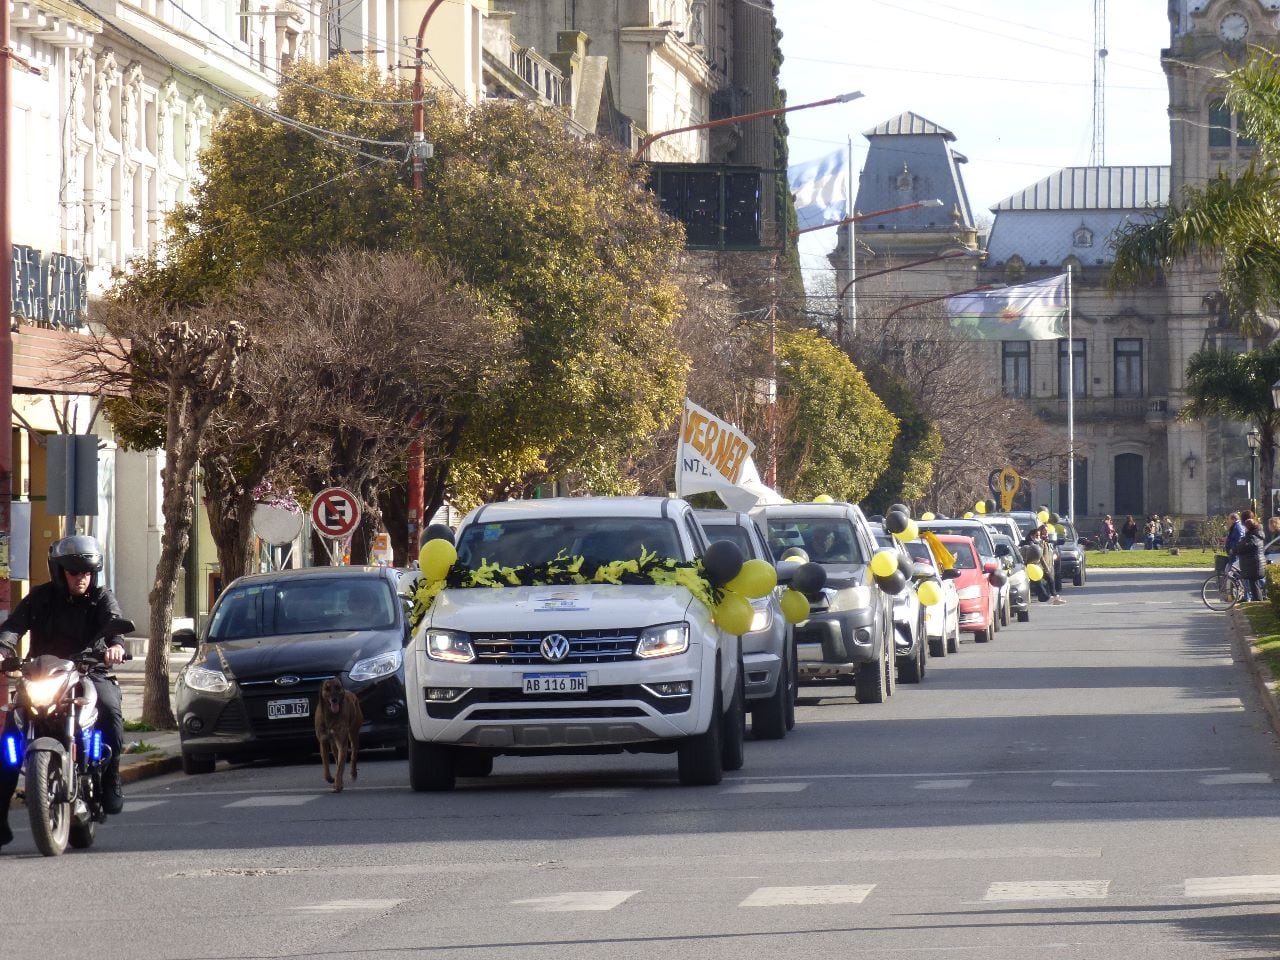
173, 495, 1089, 786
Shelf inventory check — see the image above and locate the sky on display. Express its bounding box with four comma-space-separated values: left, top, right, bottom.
774, 0, 1172, 276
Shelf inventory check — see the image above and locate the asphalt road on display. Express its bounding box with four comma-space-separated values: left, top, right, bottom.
7, 568, 1280, 960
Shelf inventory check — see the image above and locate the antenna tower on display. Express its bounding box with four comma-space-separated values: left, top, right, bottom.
1091, 0, 1107, 166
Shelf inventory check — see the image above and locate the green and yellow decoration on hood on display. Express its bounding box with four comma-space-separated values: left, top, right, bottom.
408, 531, 786, 637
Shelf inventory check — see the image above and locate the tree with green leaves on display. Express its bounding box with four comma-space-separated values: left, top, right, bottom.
776, 329, 898, 501
1180, 342, 1280, 500
1111, 51, 1280, 334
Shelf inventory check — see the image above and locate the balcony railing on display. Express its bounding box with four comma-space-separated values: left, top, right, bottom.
510, 42, 568, 107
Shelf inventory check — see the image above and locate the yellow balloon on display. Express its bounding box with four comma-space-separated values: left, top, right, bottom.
870, 549, 898, 578
726, 558, 778, 599
894, 520, 919, 542
813, 493, 834, 503
917, 580, 942, 607
419, 538, 458, 581
1026, 562, 1044, 582
1036, 509, 1050, 524
714, 591, 754, 635
1054, 524, 1066, 536
921, 511, 936, 521
963, 511, 975, 519
974, 500, 987, 514
780, 588, 810, 624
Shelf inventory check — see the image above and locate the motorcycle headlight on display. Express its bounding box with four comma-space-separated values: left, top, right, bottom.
182, 665, 232, 694
350, 650, 402, 681
23, 675, 67, 708
425, 629, 476, 664
636, 623, 689, 659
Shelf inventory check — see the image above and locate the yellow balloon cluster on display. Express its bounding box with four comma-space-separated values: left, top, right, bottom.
917, 580, 942, 607
419, 539, 458, 581
779, 588, 810, 624
894, 521, 919, 542
870, 548, 899, 578
974, 500, 987, 514
1036, 509, 1050, 523
714, 558, 777, 635
963, 511, 975, 519
713, 591, 754, 635
920, 511, 936, 521
1026, 562, 1044, 582
813, 493, 834, 503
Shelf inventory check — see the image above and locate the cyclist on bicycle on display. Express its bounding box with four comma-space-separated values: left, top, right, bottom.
1234, 516, 1267, 602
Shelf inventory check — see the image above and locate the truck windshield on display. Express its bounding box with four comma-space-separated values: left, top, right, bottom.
456, 517, 686, 570
764, 518, 863, 565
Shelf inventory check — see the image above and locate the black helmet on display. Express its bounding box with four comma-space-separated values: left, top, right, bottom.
49, 534, 103, 589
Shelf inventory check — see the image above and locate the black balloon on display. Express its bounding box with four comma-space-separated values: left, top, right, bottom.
422, 523, 455, 547
791, 561, 828, 595
703, 539, 745, 586
1021, 543, 1043, 563
1049, 511, 1060, 524
896, 551, 914, 579
875, 570, 908, 595
989, 569, 1007, 588
889, 503, 911, 519
884, 509, 910, 534
984, 498, 997, 513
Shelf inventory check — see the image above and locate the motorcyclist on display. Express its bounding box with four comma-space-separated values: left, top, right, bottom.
0, 535, 127, 851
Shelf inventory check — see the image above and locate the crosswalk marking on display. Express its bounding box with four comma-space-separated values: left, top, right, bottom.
549, 789, 635, 798
984, 881, 1109, 901
724, 782, 809, 794
294, 899, 405, 913
225, 795, 318, 808
512, 891, 639, 912
740, 884, 876, 907
914, 779, 973, 790
1051, 779, 1101, 788
122, 800, 168, 812
1185, 876, 1280, 898
1199, 773, 1272, 785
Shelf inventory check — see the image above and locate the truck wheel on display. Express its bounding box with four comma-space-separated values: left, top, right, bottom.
678, 684, 724, 786
408, 737, 456, 792
455, 751, 494, 778
722, 667, 746, 771
181, 751, 215, 776
855, 645, 889, 704
1017, 609, 1030, 623
784, 642, 798, 732
751, 656, 789, 741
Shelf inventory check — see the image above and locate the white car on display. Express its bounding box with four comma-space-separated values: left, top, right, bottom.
404, 497, 745, 790
903, 538, 961, 656
868, 522, 928, 684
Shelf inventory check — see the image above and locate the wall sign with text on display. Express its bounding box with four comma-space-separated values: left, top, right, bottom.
10, 245, 88, 329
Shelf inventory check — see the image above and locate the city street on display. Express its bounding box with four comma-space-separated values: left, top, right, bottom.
7, 568, 1280, 959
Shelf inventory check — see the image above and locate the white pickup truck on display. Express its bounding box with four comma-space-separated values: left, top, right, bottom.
404, 496, 746, 790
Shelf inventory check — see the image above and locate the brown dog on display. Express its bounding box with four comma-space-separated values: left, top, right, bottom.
315, 677, 362, 792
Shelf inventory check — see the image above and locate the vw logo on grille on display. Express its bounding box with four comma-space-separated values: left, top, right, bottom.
274, 675, 301, 686
539, 634, 571, 663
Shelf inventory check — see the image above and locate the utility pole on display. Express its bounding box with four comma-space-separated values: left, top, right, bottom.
766, 255, 778, 489
0, 2, 14, 617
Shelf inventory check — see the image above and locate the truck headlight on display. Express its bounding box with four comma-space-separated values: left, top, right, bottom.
826, 586, 873, 612
350, 649, 402, 681
636, 623, 689, 659
749, 602, 773, 633
181, 665, 232, 694
425, 630, 476, 664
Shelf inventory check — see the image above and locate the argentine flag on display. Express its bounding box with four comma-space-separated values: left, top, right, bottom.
788, 148, 848, 231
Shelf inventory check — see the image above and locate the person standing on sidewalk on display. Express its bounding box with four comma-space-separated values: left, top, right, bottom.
1234, 517, 1268, 602
0, 536, 128, 852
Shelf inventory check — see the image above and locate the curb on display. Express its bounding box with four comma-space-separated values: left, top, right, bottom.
120, 753, 183, 783
1229, 607, 1280, 738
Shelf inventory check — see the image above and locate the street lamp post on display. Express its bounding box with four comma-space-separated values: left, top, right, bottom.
1248, 426, 1261, 514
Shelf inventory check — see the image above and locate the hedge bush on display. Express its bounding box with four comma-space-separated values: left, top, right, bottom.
1267, 565, 1280, 616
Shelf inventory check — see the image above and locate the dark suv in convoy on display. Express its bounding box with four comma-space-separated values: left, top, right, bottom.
750, 502, 896, 704
1054, 521, 1087, 587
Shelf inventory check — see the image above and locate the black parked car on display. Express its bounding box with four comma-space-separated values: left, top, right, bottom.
175, 566, 409, 774
1053, 522, 1087, 587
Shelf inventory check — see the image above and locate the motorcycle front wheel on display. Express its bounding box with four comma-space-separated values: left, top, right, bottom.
26, 750, 71, 856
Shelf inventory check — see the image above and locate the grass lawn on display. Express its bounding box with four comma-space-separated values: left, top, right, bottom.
1243, 603, 1280, 686
1086, 547, 1217, 569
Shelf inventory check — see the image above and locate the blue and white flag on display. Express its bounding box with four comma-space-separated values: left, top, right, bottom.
788, 148, 848, 231
946, 274, 1069, 340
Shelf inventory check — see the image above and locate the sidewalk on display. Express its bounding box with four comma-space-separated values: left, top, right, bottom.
112, 642, 188, 783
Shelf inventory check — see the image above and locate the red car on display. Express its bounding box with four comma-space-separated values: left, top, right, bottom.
935, 535, 999, 644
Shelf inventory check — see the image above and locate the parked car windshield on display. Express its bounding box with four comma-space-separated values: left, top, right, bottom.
921, 522, 995, 559
208, 577, 397, 640
700, 522, 762, 561
903, 541, 936, 567
949, 543, 978, 569
456, 517, 685, 569
765, 518, 864, 565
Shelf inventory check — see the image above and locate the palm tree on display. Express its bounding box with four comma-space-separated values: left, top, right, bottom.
1111, 52, 1280, 334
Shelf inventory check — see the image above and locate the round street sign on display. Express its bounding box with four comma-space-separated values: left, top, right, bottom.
311, 487, 361, 539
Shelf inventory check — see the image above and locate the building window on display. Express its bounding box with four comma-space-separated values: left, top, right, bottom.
1114, 338, 1143, 398
1209, 97, 1256, 149
1073, 224, 1093, 247
1002, 342, 1030, 398
1058, 338, 1086, 398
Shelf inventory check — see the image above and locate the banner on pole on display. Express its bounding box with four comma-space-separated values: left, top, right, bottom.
946, 274, 1069, 340
788, 148, 849, 231
676, 399, 779, 511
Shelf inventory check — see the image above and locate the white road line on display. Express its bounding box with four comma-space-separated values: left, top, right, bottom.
512, 891, 638, 912
1051, 779, 1101, 788
984, 881, 1109, 902
1185, 876, 1280, 898
740, 884, 876, 907
723, 782, 809, 794
727, 766, 1230, 783
914, 779, 973, 790
549, 789, 635, 798
1200, 773, 1273, 785
122, 800, 168, 812
225, 795, 319, 808
294, 899, 405, 913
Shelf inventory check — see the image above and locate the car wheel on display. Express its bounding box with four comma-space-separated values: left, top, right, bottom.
408, 737, 456, 792
929, 633, 946, 658
1074, 569, 1083, 587
856, 635, 890, 704
455, 751, 494, 778
1017, 608, 1030, 623
975, 620, 991, 643
721, 666, 747, 771
947, 619, 960, 654
181, 751, 215, 776
678, 678, 724, 786
784, 641, 798, 732
999, 600, 1009, 627
752, 655, 790, 741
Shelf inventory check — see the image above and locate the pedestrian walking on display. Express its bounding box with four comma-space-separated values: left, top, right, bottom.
1234, 516, 1268, 602
1121, 515, 1139, 550
1100, 515, 1118, 552
1025, 525, 1064, 605
1225, 511, 1247, 554
1162, 515, 1175, 546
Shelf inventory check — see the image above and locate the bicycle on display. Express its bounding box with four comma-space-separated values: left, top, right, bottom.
1201, 561, 1245, 611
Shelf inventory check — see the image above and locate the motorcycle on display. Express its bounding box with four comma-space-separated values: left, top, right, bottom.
1, 617, 134, 856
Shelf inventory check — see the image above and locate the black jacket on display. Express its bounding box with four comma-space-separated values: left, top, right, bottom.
0, 580, 125, 666
1235, 531, 1267, 581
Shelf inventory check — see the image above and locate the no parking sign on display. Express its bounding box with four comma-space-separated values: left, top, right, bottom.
311, 488, 361, 563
